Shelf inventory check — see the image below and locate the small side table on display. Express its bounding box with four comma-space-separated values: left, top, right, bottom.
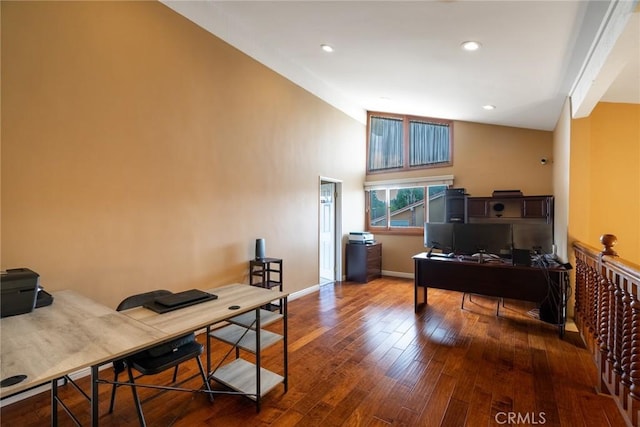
249, 258, 283, 312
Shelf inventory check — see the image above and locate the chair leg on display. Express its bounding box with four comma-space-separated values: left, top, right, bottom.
461, 293, 466, 309
127, 365, 146, 427
108, 370, 120, 414
196, 356, 214, 402
172, 365, 179, 383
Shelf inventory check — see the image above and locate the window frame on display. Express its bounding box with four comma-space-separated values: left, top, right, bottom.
367, 111, 454, 175
364, 176, 453, 235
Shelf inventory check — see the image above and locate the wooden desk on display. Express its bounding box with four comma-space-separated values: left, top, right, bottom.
413, 253, 568, 334
122, 283, 289, 411
0, 290, 168, 424
123, 283, 285, 336
1, 284, 288, 424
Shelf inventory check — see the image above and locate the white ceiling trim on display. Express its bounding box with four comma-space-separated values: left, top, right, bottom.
570, 0, 639, 118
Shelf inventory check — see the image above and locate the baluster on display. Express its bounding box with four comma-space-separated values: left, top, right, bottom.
589, 265, 598, 337
575, 259, 584, 317
575, 259, 586, 334
622, 284, 633, 408
587, 263, 598, 337
599, 273, 611, 362
608, 276, 618, 366
628, 297, 640, 426
622, 285, 633, 383
614, 278, 624, 381
630, 298, 640, 393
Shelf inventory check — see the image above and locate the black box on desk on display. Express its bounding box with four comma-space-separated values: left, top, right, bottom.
1, 268, 40, 318
512, 249, 531, 267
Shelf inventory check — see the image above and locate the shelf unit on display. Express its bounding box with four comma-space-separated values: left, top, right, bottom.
249, 258, 282, 290
207, 304, 287, 411
249, 258, 283, 312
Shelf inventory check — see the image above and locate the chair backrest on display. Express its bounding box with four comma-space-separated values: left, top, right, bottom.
116, 290, 172, 312
112, 289, 195, 372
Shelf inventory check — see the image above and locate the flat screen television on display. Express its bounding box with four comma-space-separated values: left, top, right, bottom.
423, 223, 454, 251
453, 223, 512, 256
512, 223, 553, 254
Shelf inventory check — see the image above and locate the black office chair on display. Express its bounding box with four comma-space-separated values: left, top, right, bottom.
461, 293, 504, 316
108, 290, 213, 426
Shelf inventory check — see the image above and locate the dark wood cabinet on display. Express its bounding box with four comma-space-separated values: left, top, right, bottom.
467, 195, 553, 223
346, 243, 382, 283
521, 197, 550, 218
467, 198, 489, 217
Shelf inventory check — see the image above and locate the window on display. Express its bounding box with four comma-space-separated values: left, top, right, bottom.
367, 112, 452, 174
364, 176, 453, 234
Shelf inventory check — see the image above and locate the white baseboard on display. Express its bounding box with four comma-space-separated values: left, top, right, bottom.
382, 270, 414, 279
289, 284, 321, 300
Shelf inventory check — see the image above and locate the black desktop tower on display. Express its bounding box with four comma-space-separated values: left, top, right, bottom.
445, 188, 467, 223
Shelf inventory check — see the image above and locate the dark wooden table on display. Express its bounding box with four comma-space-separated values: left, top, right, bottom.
413, 252, 568, 335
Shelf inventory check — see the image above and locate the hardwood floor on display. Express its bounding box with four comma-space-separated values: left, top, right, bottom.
1, 277, 627, 426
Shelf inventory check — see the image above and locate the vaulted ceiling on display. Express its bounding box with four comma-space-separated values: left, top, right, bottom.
163, 1, 640, 131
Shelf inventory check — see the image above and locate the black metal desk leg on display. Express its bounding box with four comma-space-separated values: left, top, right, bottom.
91, 365, 99, 426
51, 378, 58, 427
206, 325, 211, 375
283, 296, 288, 392
255, 307, 261, 412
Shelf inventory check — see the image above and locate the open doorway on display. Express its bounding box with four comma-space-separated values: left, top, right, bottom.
319, 177, 342, 284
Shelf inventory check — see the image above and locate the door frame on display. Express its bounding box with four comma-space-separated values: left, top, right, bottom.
319, 176, 343, 284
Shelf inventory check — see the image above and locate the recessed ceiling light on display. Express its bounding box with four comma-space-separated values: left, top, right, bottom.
483, 104, 496, 110
320, 44, 334, 53
461, 41, 482, 51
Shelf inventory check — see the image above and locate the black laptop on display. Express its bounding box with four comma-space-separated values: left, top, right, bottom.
143, 289, 217, 313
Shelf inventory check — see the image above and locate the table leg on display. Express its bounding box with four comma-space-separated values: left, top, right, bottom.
255, 307, 261, 412
91, 365, 99, 426
206, 325, 211, 375
51, 378, 58, 427
414, 284, 427, 312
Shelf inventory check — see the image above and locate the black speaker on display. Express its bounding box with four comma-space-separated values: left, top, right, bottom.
445, 188, 467, 223
512, 249, 531, 266
255, 238, 266, 259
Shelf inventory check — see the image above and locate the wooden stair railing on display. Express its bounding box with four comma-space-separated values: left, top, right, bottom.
573, 235, 640, 426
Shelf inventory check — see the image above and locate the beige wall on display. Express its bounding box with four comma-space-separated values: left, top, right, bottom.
372, 122, 554, 274
1, 1, 365, 308
569, 102, 640, 263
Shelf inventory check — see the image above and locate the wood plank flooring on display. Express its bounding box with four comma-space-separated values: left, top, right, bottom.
0, 277, 627, 426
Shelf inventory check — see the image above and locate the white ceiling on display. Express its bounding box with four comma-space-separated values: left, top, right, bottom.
163, 1, 640, 131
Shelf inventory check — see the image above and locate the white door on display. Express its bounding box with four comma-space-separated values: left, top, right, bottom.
319, 182, 336, 283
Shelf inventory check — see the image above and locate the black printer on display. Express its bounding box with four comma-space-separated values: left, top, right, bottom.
1, 268, 52, 318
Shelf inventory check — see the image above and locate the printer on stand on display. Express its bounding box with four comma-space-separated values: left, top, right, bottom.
349, 231, 375, 244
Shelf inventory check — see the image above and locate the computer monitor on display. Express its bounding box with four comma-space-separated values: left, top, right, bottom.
424, 223, 454, 251
512, 223, 553, 254
453, 223, 512, 256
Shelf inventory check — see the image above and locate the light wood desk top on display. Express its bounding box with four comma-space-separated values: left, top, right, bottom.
1, 284, 288, 399
123, 283, 288, 336
0, 290, 167, 399
1, 284, 287, 401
